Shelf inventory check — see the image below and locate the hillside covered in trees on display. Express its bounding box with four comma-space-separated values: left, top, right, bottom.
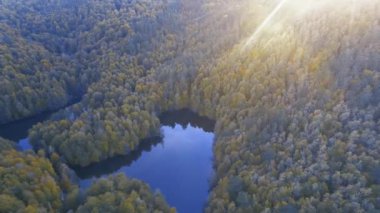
0, 0, 379, 212
0, 139, 173, 212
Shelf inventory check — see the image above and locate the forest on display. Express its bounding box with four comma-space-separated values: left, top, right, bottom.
0, 0, 379, 212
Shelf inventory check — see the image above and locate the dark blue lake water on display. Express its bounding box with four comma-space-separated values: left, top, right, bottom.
0, 109, 215, 213
76, 110, 215, 213
0, 111, 52, 151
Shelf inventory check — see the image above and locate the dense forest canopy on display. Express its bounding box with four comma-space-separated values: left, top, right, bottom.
0, 0, 379, 212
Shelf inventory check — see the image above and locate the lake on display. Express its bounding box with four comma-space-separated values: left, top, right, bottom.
76, 109, 215, 213
0, 99, 80, 151
0, 111, 52, 151
0, 109, 215, 213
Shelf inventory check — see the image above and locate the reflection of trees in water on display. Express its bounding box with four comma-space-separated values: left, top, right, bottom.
74, 109, 215, 179
72, 136, 163, 179
0, 112, 52, 141
0, 98, 80, 142
159, 109, 215, 133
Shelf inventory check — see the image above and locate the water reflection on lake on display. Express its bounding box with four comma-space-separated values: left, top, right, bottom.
0, 111, 52, 151
76, 109, 215, 213
0, 100, 79, 151
0, 109, 215, 213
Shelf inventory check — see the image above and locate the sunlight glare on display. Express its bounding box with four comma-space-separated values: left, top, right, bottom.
242, 0, 289, 50
241, 0, 363, 51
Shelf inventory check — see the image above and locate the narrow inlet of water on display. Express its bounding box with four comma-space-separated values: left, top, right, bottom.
0, 109, 215, 213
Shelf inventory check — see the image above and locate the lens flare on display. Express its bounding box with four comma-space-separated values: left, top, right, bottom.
240, 0, 372, 52
242, 0, 288, 50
